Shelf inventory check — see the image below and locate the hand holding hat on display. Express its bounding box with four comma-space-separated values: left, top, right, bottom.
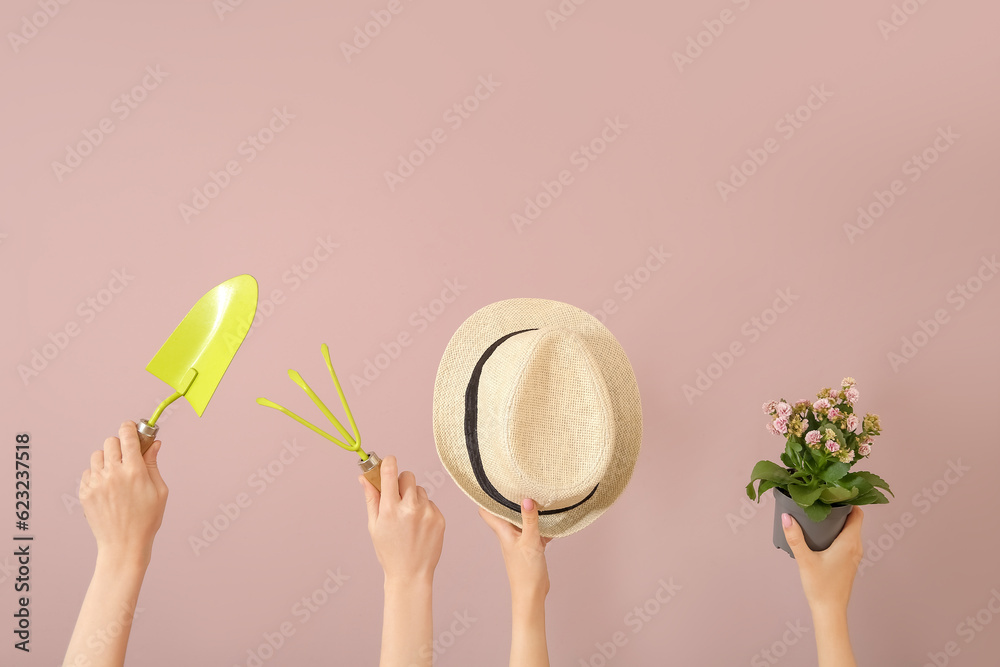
433, 298, 643, 538
479, 498, 553, 603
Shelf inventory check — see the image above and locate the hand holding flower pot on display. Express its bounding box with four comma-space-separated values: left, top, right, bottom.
747, 378, 893, 557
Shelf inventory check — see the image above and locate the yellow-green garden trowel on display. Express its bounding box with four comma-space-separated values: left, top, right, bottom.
135, 274, 259, 454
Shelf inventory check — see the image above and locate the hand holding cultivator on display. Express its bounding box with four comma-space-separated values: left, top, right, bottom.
257, 343, 383, 491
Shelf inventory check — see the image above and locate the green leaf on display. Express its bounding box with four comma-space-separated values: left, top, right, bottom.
819, 486, 859, 503
780, 452, 794, 469
820, 462, 850, 483
788, 483, 823, 508
758, 480, 777, 498
838, 473, 873, 496
845, 488, 890, 506
853, 471, 894, 497
749, 460, 794, 485
746, 481, 756, 501
804, 502, 832, 522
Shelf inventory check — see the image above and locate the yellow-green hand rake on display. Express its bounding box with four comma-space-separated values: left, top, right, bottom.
256, 343, 383, 491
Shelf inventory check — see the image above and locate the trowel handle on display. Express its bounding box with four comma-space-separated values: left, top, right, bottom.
359, 451, 383, 493
136, 419, 159, 456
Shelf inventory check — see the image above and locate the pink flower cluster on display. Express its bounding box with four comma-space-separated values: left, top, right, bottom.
762, 378, 880, 463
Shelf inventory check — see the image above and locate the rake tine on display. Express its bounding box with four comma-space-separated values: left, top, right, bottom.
255, 397, 355, 452
321, 343, 361, 448
287, 369, 358, 448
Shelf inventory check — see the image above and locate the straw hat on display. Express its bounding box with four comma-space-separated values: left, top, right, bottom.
432, 298, 642, 538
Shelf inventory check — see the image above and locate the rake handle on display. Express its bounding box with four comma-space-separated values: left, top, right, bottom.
359, 451, 383, 493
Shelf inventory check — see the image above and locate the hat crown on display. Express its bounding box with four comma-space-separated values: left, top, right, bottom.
478, 327, 614, 510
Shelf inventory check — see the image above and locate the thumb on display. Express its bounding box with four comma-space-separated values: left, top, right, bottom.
143, 440, 166, 488
478, 507, 516, 543
520, 498, 541, 543
360, 475, 380, 527
782, 513, 813, 561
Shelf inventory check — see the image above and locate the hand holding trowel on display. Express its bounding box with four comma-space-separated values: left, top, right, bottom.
256, 343, 383, 490
136, 275, 259, 454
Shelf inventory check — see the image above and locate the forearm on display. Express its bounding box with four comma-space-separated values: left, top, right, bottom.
381, 576, 434, 667
510, 591, 548, 667
63, 554, 147, 667
812, 608, 856, 667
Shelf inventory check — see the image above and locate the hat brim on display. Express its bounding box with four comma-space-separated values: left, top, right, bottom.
432, 298, 642, 538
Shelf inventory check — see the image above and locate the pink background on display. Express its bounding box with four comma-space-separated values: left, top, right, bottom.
3, 0, 999, 664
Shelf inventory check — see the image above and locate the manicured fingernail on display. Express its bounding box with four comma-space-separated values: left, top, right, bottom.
522, 498, 535, 511
781, 513, 792, 528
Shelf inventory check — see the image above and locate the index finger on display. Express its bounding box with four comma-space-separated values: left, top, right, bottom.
119, 420, 144, 469
379, 455, 400, 508
103, 433, 123, 465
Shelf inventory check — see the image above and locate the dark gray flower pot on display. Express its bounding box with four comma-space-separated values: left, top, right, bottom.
772, 488, 852, 558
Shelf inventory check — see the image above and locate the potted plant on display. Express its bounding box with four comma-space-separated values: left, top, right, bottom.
747, 377, 893, 558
